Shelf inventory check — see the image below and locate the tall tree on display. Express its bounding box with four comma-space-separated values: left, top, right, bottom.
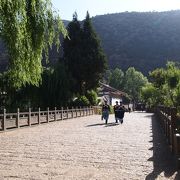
149, 62, 180, 107
63, 12, 107, 95
0, 0, 67, 88
109, 68, 124, 90
81, 12, 107, 93
124, 67, 148, 102
63, 12, 83, 94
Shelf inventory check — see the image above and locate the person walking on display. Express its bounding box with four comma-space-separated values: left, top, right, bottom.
114, 101, 120, 123
117, 102, 126, 124
101, 100, 110, 124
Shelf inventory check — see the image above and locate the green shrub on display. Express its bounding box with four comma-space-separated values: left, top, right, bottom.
74, 96, 90, 106
86, 90, 98, 105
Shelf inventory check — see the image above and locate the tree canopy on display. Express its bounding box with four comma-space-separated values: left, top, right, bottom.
108, 67, 148, 102
0, 0, 67, 88
141, 62, 180, 107
109, 68, 124, 90
63, 12, 107, 95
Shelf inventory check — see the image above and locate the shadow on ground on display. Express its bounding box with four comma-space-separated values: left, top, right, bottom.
86, 123, 105, 127
104, 123, 120, 127
145, 114, 180, 179
86, 122, 119, 127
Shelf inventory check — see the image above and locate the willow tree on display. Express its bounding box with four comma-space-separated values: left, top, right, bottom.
0, 0, 67, 88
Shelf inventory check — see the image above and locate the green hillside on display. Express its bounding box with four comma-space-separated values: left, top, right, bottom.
92, 10, 180, 74
1, 11, 180, 74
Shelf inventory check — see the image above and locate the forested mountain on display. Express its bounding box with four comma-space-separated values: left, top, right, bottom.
1, 10, 180, 74
92, 10, 180, 74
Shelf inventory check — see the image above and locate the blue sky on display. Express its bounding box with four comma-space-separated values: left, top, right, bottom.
51, 0, 180, 20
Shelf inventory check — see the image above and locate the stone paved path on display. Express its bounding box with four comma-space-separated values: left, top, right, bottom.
0, 112, 179, 180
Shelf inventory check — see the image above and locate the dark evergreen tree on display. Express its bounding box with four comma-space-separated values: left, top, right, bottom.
63, 12, 83, 94
63, 12, 107, 95
81, 12, 107, 93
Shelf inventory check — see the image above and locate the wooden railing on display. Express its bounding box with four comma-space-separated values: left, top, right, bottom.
156, 106, 180, 168
92, 106, 102, 114
0, 107, 94, 132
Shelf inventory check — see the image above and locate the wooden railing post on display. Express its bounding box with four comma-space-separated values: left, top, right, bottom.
38, 107, 40, 124
79, 107, 81, 116
72, 107, 74, 118
2, 108, 6, 131
88, 106, 91, 115
67, 107, 68, 119
91, 106, 93, 115
174, 134, 180, 168
16, 108, 20, 128
54, 107, 57, 121
61, 107, 63, 120
83, 107, 85, 116
28, 108, 31, 126
171, 107, 177, 153
75, 107, 78, 117
47, 107, 49, 123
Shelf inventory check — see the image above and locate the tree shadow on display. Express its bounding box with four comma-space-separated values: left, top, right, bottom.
145, 114, 180, 179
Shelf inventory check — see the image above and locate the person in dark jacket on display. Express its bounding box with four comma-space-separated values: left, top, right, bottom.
102, 100, 110, 124
114, 101, 120, 123
117, 102, 126, 124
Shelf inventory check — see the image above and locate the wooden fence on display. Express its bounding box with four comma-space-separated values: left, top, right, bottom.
0, 107, 94, 132
156, 106, 180, 168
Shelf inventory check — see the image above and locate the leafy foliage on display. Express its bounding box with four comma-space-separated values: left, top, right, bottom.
73, 96, 90, 107
109, 68, 124, 90
86, 90, 98, 105
123, 67, 148, 102
141, 84, 161, 107
0, 0, 67, 88
108, 67, 148, 103
142, 61, 180, 107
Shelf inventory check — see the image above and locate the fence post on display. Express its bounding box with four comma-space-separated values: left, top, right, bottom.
2, 109, 6, 131
67, 107, 69, 119
47, 107, 49, 123
174, 133, 180, 168
72, 107, 74, 118
54, 107, 57, 121
61, 107, 63, 120
38, 107, 40, 124
91, 106, 93, 115
28, 108, 31, 126
88, 107, 90, 115
171, 107, 177, 153
16, 108, 20, 128
88, 106, 90, 115
79, 107, 81, 116
75, 107, 78, 117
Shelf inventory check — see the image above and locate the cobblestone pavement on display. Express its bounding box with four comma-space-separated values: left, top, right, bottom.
0, 112, 179, 180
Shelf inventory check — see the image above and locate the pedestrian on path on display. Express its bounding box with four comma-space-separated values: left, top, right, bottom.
101, 100, 110, 124
114, 101, 120, 123
117, 102, 126, 124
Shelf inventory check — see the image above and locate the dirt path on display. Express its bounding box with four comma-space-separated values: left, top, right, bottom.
0, 112, 179, 179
